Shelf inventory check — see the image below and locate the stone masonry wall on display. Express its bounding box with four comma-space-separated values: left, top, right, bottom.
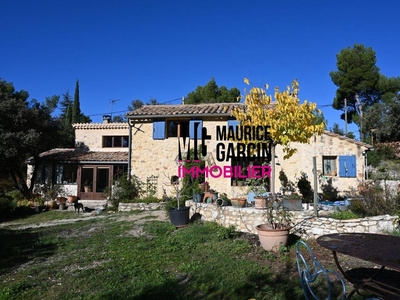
186, 201, 396, 238
74, 123, 129, 151
118, 201, 396, 239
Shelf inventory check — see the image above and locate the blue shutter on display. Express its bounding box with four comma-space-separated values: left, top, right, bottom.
189, 120, 202, 139
153, 120, 165, 140
339, 155, 356, 177
228, 120, 240, 132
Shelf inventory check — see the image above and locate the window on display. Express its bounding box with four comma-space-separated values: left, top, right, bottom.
103, 136, 129, 148
167, 121, 189, 138
153, 119, 203, 139
55, 164, 78, 184
322, 156, 337, 176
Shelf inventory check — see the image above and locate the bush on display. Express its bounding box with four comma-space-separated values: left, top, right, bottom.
106, 174, 144, 210
330, 210, 361, 220
356, 181, 399, 216
0, 196, 16, 221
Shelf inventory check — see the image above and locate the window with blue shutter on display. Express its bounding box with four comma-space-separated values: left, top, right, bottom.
189, 120, 202, 139
153, 120, 165, 140
338, 155, 356, 177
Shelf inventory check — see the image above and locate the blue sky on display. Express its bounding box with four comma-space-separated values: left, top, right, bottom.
2, 0, 399, 139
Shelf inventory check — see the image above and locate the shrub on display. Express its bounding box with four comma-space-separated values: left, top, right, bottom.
357, 181, 399, 216
106, 174, 144, 210
330, 210, 361, 220
0, 196, 16, 221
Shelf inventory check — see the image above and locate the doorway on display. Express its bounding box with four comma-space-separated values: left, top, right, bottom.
79, 166, 110, 200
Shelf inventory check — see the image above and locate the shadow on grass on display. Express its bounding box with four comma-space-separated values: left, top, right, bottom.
0, 227, 58, 275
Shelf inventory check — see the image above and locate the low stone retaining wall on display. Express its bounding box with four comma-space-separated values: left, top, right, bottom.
186, 201, 397, 238
118, 202, 166, 212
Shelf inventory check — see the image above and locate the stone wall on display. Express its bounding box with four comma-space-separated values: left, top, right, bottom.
185, 201, 396, 238
117, 201, 397, 238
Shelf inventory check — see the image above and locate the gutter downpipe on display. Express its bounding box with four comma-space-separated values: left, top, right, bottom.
127, 120, 133, 180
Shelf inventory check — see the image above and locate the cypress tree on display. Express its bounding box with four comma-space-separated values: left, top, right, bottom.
72, 79, 81, 123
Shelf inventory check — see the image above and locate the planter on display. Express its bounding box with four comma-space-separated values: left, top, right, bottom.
256, 224, 290, 252
169, 206, 190, 227
84, 186, 91, 192
57, 197, 67, 204
193, 193, 203, 203
216, 199, 228, 206
59, 203, 66, 211
67, 195, 77, 204
254, 196, 268, 210
212, 192, 218, 201
230, 198, 247, 208
282, 199, 302, 211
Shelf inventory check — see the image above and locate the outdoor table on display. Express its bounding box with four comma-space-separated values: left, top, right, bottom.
317, 233, 400, 300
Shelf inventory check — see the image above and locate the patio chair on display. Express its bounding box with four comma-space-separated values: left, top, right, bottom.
295, 240, 347, 300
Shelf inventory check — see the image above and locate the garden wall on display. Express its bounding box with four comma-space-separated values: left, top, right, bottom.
186, 201, 396, 238
118, 201, 397, 238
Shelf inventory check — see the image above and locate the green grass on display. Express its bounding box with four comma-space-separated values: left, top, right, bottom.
0, 210, 361, 300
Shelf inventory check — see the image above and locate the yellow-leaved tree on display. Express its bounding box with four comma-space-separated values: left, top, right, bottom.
231, 78, 325, 193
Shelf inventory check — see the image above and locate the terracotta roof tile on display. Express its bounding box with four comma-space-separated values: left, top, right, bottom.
37, 149, 128, 163
126, 103, 246, 118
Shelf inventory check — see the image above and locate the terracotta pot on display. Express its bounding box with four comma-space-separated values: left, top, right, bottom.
67, 195, 77, 203
256, 224, 290, 252
230, 198, 247, 208
254, 196, 268, 210
84, 186, 91, 192
57, 197, 67, 204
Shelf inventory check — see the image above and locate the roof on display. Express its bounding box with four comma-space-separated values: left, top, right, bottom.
324, 131, 372, 148
33, 149, 128, 163
126, 103, 247, 120
73, 123, 129, 130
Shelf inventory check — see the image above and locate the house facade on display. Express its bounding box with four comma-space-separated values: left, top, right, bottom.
29, 103, 372, 202
126, 103, 372, 200
27, 120, 129, 201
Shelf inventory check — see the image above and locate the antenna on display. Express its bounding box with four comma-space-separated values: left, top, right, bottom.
109, 99, 120, 119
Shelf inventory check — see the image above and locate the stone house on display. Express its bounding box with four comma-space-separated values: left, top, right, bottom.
29, 103, 372, 202
27, 118, 129, 201
126, 103, 372, 200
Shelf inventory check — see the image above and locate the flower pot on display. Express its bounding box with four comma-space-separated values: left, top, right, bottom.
59, 203, 66, 211
256, 224, 290, 252
193, 193, 203, 203
67, 195, 77, 204
84, 186, 91, 192
282, 199, 302, 211
230, 198, 247, 208
169, 206, 190, 227
57, 197, 67, 204
254, 196, 268, 210
212, 192, 218, 201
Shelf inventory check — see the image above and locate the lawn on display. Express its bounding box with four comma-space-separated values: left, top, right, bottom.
0, 210, 366, 300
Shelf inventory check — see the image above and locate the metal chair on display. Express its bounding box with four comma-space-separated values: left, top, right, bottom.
295, 240, 347, 300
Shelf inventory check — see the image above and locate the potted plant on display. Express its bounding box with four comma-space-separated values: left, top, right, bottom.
67, 195, 77, 204
256, 199, 293, 252
165, 174, 191, 228
282, 192, 302, 211
83, 181, 92, 192
192, 184, 203, 203
247, 166, 270, 209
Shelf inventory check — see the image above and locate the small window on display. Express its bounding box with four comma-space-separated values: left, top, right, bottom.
322, 156, 337, 176
103, 136, 129, 148
167, 120, 189, 138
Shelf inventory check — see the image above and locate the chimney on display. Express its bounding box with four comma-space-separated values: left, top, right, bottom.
103, 115, 111, 123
